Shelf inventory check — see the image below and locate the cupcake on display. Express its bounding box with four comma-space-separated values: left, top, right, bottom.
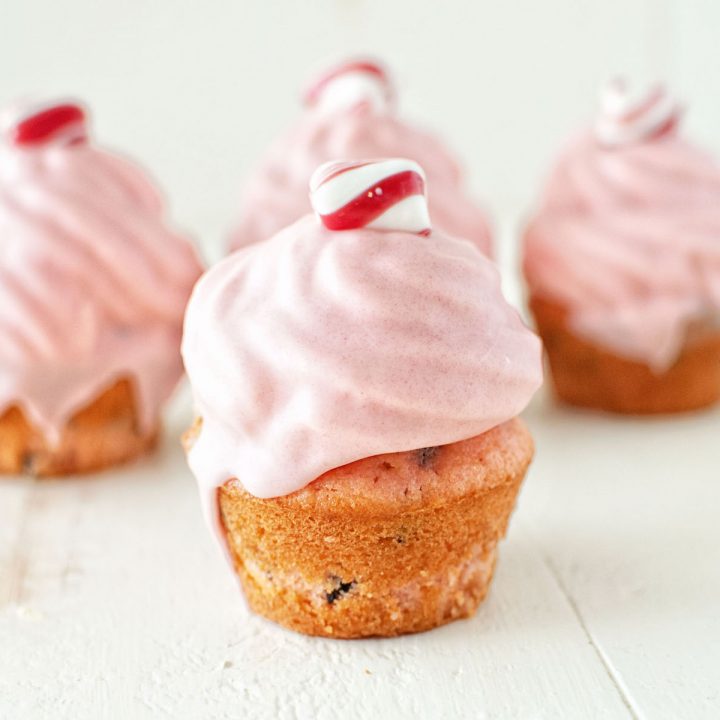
183, 158, 542, 638
0, 99, 202, 475
524, 81, 720, 414
229, 58, 492, 256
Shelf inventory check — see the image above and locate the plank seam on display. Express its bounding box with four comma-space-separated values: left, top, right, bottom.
1, 479, 37, 606
543, 554, 645, 720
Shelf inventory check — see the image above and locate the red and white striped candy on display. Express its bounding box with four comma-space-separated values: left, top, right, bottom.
303, 59, 393, 114
310, 158, 431, 235
595, 79, 681, 147
2, 100, 88, 148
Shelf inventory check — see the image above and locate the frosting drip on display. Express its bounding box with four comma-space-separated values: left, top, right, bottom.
525, 104, 720, 369
185, 214, 541, 504
0, 102, 202, 438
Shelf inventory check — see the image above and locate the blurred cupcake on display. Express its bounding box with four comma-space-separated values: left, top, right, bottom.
524, 81, 720, 414
0, 99, 203, 475
183, 158, 541, 638
229, 58, 492, 255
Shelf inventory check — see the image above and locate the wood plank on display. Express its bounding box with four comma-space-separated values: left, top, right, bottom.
524, 397, 720, 720
0, 477, 34, 607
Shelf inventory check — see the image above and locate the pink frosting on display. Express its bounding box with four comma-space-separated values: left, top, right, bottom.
0, 116, 203, 440
183, 214, 541, 520
228, 105, 492, 256
524, 124, 720, 370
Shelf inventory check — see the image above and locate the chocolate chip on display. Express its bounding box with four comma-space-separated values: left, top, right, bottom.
325, 576, 356, 604
415, 446, 439, 468
21, 452, 37, 476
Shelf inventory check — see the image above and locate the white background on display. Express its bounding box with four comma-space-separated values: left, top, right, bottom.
2, 3, 720, 719
2, 0, 720, 259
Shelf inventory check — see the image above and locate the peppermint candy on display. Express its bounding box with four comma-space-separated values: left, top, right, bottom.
303, 59, 393, 114
2, 100, 88, 148
595, 79, 681, 147
310, 158, 431, 235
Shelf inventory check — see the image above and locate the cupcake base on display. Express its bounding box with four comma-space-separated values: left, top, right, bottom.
0, 378, 158, 477
530, 296, 720, 414
214, 418, 533, 638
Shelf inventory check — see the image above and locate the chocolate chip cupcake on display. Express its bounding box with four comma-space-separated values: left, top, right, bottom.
183, 158, 542, 637
524, 81, 720, 414
229, 58, 492, 256
0, 99, 202, 474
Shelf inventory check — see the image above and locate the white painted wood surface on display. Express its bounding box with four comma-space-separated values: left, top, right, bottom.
2, 3, 720, 715
2, 373, 719, 719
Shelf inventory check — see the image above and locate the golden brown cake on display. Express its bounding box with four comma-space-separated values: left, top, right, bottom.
531, 296, 720, 414
186, 418, 532, 638
0, 379, 158, 476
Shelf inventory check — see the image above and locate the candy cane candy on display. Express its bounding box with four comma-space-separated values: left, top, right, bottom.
2, 99, 88, 147
303, 59, 393, 114
310, 158, 431, 235
595, 79, 681, 147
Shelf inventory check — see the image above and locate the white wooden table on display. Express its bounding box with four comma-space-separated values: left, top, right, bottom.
2, 380, 719, 720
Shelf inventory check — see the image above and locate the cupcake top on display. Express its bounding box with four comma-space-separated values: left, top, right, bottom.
0, 99, 203, 438
184, 158, 541, 524
524, 81, 720, 369
228, 59, 492, 255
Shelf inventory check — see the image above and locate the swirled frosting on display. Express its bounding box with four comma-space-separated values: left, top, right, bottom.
184, 213, 541, 513
228, 64, 491, 255
524, 101, 720, 370
0, 100, 203, 439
